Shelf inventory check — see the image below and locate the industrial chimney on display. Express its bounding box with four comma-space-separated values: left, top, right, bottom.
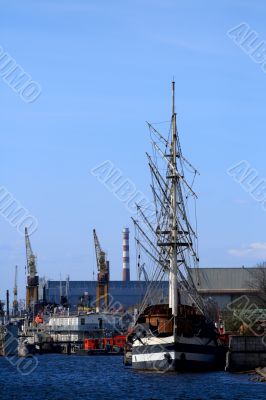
122, 228, 130, 282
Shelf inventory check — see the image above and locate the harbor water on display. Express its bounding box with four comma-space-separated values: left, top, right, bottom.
0, 355, 265, 400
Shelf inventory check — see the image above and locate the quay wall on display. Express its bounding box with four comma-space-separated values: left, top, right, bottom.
226, 335, 266, 372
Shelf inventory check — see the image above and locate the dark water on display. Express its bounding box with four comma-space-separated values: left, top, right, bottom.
0, 355, 265, 400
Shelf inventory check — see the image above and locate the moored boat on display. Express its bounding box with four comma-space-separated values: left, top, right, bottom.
130, 304, 224, 371
128, 82, 226, 372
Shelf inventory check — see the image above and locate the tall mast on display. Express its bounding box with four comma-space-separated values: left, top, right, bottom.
133, 82, 205, 319
169, 80, 178, 317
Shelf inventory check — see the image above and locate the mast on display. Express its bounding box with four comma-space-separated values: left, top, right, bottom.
132, 81, 206, 319
169, 81, 178, 317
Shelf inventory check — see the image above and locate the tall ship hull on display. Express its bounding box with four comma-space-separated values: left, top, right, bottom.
129, 304, 224, 372
133, 336, 218, 372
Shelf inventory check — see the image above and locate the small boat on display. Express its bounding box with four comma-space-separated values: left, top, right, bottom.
80, 335, 126, 355
18, 338, 35, 357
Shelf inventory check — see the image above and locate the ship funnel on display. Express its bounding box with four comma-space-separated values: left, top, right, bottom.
122, 228, 130, 282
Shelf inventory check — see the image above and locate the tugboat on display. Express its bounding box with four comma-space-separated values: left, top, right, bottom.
127, 82, 225, 372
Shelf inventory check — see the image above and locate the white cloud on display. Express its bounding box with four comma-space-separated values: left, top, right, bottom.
150, 35, 228, 56
233, 198, 249, 205
228, 242, 266, 258
30, 1, 99, 14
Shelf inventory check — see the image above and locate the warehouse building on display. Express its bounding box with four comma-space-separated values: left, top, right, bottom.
43, 280, 168, 311
42, 267, 262, 311
188, 267, 261, 309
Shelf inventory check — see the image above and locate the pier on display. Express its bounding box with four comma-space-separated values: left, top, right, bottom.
226, 336, 266, 372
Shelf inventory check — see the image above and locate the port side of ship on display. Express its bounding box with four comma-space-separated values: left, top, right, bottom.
131, 304, 223, 372
129, 81, 225, 372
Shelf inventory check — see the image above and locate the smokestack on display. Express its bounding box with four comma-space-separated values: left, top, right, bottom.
122, 228, 130, 282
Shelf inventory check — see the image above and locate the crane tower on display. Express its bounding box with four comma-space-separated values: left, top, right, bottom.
93, 229, 109, 311
25, 228, 39, 315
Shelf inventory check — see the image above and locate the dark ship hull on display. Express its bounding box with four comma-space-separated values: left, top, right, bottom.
130, 304, 225, 372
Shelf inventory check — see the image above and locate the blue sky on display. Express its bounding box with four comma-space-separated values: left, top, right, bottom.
1, 0, 266, 300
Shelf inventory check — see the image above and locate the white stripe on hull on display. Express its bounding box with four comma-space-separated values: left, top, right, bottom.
132, 335, 216, 348
133, 352, 216, 363
133, 336, 174, 347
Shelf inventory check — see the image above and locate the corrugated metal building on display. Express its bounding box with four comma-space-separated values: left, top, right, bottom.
188, 267, 260, 309
43, 280, 168, 310
43, 268, 261, 310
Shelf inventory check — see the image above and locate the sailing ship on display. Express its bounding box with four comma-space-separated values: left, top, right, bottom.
127, 82, 225, 372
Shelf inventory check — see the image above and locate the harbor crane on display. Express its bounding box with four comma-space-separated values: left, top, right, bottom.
93, 229, 109, 311
13, 265, 18, 316
25, 228, 39, 316
138, 262, 149, 282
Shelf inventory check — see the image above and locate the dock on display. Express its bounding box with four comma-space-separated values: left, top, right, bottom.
226, 336, 266, 372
